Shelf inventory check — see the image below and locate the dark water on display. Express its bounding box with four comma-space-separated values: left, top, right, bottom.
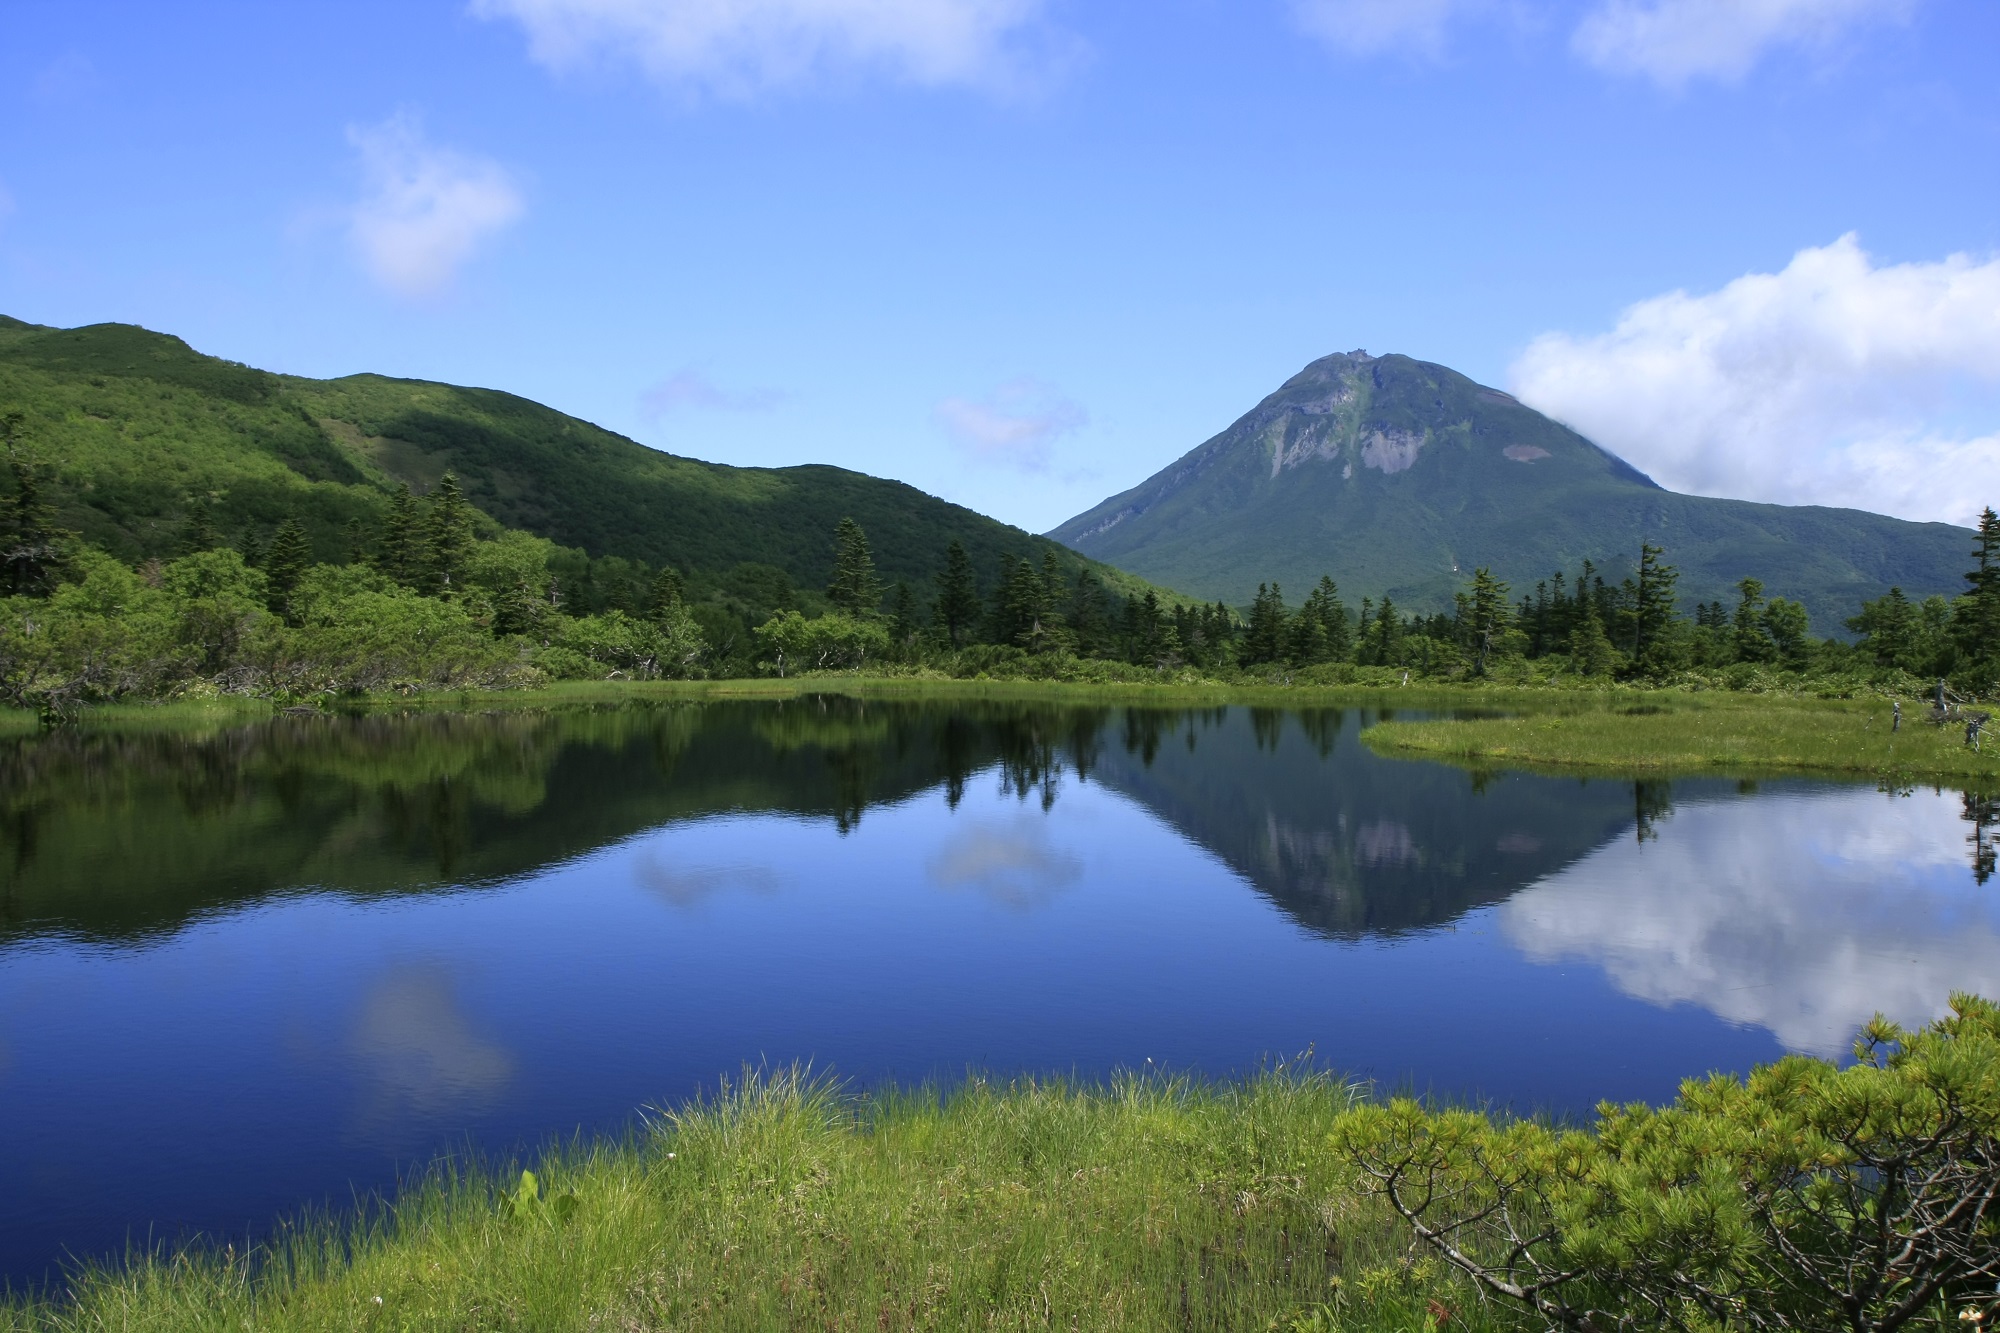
3, 697, 1998, 1283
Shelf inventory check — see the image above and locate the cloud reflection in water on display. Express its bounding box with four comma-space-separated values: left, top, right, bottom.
1500, 789, 2000, 1056
345, 964, 514, 1137
927, 816, 1083, 912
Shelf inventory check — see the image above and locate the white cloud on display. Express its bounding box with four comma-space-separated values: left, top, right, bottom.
1573, 0, 1913, 86
470, 0, 1067, 97
1291, 0, 1481, 58
346, 113, 524, 300
1501, 787, 2000, 1056
935, 378, 1086, 472
1509, 235, 2000, 525
641, 368, 787, 417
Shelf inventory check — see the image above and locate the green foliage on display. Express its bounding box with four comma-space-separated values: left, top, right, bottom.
0, 316, 1172, 632
1333, 994, 2000, 1332
753, 611, 892, 675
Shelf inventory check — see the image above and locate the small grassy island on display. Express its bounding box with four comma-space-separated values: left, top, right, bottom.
6, 998, 1997, 1332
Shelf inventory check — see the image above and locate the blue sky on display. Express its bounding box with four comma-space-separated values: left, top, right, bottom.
2, 0, 1997, 531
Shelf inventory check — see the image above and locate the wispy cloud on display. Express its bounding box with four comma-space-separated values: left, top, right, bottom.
346, 112, 524, 300
1290, 0, 1486, 59
1572, 0, 1914, 86
30, 52, 103, 106
641, 368, 787, 418
1509, 234, 2000, 525
470, 0, 1075, 98
935, 378, 1087, 472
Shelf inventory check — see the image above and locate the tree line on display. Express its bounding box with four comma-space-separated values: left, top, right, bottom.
7, 412, 2000, 711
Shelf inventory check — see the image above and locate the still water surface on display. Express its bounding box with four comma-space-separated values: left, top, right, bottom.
2, 697, 1997, 1282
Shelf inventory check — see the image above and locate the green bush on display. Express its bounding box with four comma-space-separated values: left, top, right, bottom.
1332, 994, 2000, 1332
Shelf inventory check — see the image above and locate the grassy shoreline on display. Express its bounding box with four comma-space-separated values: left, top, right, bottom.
4, 1069, 1495, 1333
1362, 692, 2000, 781
11, 674, 1990, 782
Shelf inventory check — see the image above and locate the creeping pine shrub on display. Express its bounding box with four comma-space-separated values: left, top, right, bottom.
1332, 993, 2000, 1332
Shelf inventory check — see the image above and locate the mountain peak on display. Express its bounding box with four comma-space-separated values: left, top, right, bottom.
1049, 350, 1964, 625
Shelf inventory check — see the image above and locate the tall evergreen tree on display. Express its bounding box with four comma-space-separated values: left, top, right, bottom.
1630, 543, 1680, 672
1732, 577, 1773, 663
1369, 595, 1403, 666
424, 472, 477, 595
1, 432, 72, 598
1960, 506, 2000, 660
1068, 570, 1112, 658
263, 517, 313, 615
649, 565, 686, 617
1241, 583, 1287, 666
996, 557, 1052, 650
1569, 596, 1618, 677
1468, 568, 1510, 675
932, 540, 981, 646
826, 517, 882, 616
375, 485, 421, 585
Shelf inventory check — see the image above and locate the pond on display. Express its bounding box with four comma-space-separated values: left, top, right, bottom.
2, 696, 1997, 1284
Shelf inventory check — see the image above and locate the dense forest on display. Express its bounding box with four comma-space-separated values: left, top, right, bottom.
6, 397, 1997, 718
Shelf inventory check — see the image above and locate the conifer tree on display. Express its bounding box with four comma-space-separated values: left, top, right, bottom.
424, 472, 477, 595
1569, 597, 1618, 677
375, 485, 420, 585
649, 565, 685, 618
1, 426, 72, 598
1732, 577, 1773, 663
932, 540, 981, 646
1370, 595, 1402, 666
1468, 568, 1510, 675
342, 518, 370, 566
1241, 583, 1287, 666
1630, 543, 1679, 671
1068, 570, 1112, 657
264, 517, 313, 614
826, 517, 881, 616
1959, 506, 2000, 660
889, 581, 919, 649
175, 497, 219, 556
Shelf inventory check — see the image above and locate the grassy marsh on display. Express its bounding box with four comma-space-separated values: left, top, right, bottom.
1363, 691, 1999, 781
4, 1069, 1496, 1333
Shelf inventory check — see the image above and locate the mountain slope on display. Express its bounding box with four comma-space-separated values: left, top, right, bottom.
0, 315, 1168, 609
1049, 351, 1971, 628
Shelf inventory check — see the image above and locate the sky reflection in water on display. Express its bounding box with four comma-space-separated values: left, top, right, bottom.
0, 699, 1993, 1282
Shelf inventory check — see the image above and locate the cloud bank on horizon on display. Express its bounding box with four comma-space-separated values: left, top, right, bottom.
469, 0, 1070, 97
346, 114, 523, 300
1511, 235, 2000, 527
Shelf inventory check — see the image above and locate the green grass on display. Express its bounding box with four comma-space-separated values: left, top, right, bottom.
4, 1069, 1497, 1333
1363, 691, 2000, 781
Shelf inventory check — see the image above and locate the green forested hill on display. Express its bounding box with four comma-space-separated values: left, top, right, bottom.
0, 315, 1162, 612
1049, 350, 1973, 631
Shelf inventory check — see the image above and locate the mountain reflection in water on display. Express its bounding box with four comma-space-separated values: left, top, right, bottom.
0, 696, 1994, 1284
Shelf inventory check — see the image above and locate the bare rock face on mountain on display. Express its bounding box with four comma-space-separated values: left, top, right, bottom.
1050, 351, 1970, 627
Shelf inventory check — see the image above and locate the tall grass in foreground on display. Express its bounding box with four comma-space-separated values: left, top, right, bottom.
3, 1068, 1498, 1333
